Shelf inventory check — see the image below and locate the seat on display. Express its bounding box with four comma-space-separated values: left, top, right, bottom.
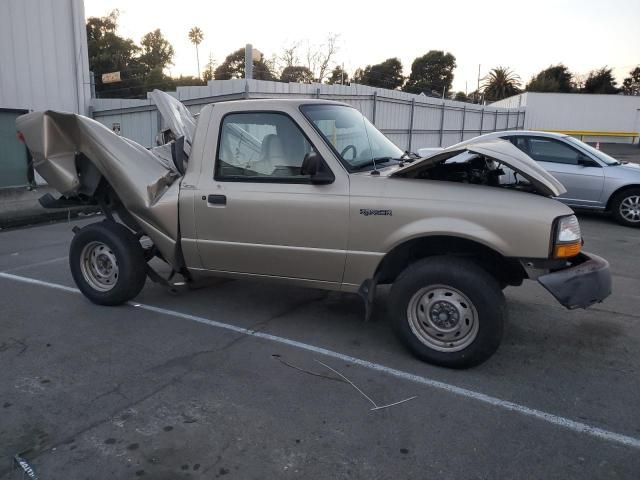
261, 134, 285, 164
250, 134, 285, 175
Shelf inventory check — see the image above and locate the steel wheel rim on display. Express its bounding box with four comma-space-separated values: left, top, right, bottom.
80, 241, 119, 292
620, 195, 640, 223
407, 285, 479, 352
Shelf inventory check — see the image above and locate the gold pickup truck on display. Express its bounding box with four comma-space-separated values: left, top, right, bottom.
16, 91, 611, 368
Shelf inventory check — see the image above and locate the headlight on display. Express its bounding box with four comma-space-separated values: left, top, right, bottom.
553, 215, 582, 258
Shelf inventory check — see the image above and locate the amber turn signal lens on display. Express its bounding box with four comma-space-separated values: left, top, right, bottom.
554, 241, 581, 258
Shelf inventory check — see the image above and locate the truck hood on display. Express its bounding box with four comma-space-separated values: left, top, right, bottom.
16, 109, 181, 268
392, 139, 566, 197
149, 89, 196, 159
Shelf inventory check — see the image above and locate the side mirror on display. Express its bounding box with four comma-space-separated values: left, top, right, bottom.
301, 152, 334, 184
577, 156, 599, 168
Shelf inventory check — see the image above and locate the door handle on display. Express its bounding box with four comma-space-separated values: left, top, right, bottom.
207, 194, 227, 205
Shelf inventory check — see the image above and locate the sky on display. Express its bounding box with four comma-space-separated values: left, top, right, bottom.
84, 0, 639, 92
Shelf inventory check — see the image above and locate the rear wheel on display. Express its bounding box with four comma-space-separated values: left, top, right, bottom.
389, 256, 505, 369
69, 221, 147, 305
610, 188, 640, 227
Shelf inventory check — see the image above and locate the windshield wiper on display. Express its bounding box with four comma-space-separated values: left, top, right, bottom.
354, 157, 401, 171
400, 151, 420, 162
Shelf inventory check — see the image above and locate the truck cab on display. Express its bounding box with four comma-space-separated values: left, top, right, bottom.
179, 100, 351, 289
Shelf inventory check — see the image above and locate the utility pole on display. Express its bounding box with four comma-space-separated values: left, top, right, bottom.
90, 71, 96, 98
245, 44, 253, 80
341, 62, 345, 85
476, 64, 481, 104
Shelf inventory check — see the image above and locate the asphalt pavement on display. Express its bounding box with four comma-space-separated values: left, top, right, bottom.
0, 214, 639, 479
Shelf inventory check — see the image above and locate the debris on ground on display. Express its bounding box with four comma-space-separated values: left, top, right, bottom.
14, 454, 39, 479
273, 354, 416, 411
315, 360, 417, 411
272, 354, 346, 383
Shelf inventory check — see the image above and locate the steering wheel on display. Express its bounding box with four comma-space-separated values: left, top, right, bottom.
340, 145, 357, 160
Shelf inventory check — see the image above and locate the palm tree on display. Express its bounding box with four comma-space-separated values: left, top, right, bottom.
188, 27, 204, 79
482, 67, 521, 102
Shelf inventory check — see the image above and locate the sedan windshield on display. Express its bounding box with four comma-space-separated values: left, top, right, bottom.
301, 104, 404, 170
565, 136, 620, 165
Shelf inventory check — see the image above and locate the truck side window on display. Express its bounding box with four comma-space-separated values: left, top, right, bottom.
216, 112, 316, 181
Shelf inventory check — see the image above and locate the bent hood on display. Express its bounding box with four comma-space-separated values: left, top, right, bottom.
393, 139, 566, 197
16, 110, 181, 268
149, 89, 196, 155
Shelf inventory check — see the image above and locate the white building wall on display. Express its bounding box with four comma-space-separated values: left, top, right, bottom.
492, 92, 640, 144
489, 93, 529, 109
0, 0, 90, 114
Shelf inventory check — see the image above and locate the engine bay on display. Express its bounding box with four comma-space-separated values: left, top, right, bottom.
401, 154, 538, 194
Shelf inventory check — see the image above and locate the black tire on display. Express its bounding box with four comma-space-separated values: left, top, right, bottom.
69, 221, 147, 305
610, 188, 640, 227
389, 256, 505, 369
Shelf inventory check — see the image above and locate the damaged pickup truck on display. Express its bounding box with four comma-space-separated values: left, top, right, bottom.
16, 91, 611, 368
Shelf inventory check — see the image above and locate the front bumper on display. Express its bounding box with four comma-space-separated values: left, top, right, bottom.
537, 252, 611, 309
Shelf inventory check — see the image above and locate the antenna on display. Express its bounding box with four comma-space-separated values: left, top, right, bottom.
361, 113, 379, 175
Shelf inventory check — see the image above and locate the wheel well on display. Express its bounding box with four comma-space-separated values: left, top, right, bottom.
375, 236, 526, 286
606, 184, 640, 211
93, 179, 142, 233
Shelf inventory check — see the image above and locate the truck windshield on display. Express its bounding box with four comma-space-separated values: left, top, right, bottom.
301, 104, 404, 171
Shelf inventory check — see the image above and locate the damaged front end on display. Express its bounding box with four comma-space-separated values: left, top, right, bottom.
391, 140, 567, 198
15, 91, 192, 271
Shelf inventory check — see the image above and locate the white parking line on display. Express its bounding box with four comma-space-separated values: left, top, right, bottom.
1, 270, 639, 450
3, 256, 68, 273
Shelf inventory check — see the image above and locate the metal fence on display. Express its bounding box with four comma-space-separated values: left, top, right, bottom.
91, 80, 525, 150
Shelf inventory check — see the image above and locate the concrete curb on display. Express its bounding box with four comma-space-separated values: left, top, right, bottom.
0, 186, 102, 230
0, 206, 102, 230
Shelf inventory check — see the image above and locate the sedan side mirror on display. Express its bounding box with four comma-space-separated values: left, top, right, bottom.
577, 156, 599, 168
301, 152, 334, 184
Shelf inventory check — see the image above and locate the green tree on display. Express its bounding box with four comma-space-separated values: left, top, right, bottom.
86, 10, 143, 98
280, 66, 314, 83
143, 66, 172, 91
202, 53, 216, 82
188, 26, 204, 79
453, 91, 469, 102
622, 66, 640, 95
403, 51, 456, 96
482, 67, 521, 102
214, 47, 276, 80
526, 64, 574, 92
353, 58, 404, 89
139, 29, 175, 74
583, 67, 619, 94
327, 65, 349, 85
173, 75, 206, 87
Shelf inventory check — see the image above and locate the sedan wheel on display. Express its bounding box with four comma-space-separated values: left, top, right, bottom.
611, 188, 640, 227
619, 195, 640, 223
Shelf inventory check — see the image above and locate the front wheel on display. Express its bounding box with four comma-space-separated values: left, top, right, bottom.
610, 188, 640, 227
389, 256, 505, 369
69, 221, 147, 305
